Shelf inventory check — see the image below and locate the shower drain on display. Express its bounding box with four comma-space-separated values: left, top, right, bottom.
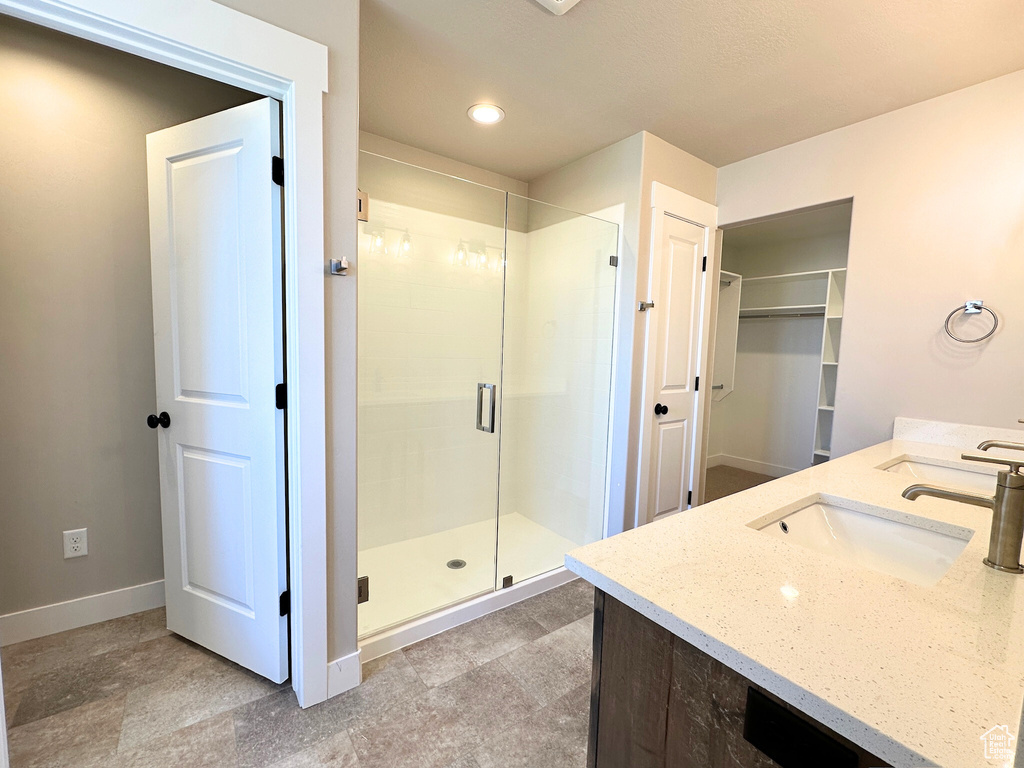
447, 559, 467, 570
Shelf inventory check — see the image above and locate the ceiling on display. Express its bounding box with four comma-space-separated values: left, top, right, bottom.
723, 200, 852, 249
360, 0, 1024, 181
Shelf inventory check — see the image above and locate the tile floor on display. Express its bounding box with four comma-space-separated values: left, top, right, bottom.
704, 464, 776, 503
2, 579, 595, 768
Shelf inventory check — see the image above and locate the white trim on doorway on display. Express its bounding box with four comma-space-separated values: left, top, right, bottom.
0, 0, 334, 708
0, 581, 165, 648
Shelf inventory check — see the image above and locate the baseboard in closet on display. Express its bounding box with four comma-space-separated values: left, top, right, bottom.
0, 580, 165, 647
706, 453, 797, 478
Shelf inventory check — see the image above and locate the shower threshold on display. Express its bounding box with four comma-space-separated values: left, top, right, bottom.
357, 513, 580, 658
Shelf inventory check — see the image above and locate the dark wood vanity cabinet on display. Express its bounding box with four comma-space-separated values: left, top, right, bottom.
587, 590, 890, 768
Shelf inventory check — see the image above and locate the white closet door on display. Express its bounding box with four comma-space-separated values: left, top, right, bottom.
640, 214, 710, 522
146, 98, 287, 683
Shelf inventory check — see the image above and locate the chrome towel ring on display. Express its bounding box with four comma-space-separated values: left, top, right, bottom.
945, 300, 999, 343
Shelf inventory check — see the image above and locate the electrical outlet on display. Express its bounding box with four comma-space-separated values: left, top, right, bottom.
63, 528, 88, 559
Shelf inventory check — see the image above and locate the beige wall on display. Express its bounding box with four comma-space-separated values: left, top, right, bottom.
717, 69, 1024, 458
0, 17, 256, 615
528, 131, 717, 532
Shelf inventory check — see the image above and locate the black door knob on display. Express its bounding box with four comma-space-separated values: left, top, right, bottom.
655, 403, 668, 416
147, 411, 171, 429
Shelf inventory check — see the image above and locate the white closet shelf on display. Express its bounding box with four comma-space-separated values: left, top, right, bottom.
813, 449, 831, 458
742, 269, 842, 283
818, 405, 835, 412
739, 304, 826, 317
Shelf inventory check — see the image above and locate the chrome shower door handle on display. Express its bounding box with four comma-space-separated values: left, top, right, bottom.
476, 383, 496, 433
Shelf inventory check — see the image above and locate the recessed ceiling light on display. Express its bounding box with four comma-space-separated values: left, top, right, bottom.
468, 104, 505, 125
531, 0, 584, 15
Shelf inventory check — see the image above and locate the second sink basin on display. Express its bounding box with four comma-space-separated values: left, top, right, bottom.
750, 494, 973, 587
877, 455, 997, 494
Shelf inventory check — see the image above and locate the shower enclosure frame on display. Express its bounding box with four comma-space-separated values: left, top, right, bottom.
355, 154, 621, 659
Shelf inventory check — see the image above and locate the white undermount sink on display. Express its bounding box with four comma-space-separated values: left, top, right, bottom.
750, 495, 973, 586
878, 455, 998, 495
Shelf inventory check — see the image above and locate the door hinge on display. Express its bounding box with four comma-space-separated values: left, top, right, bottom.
687, 490, 692, 507
357, 575, 370, 604
357, 189, 369, 223
638, 301, 655, 312
609, 255, 618, 267
502, 575, 514, 589
275, 383, 287, 410
272, 156, 284, 186
695, 376, 700, 392
279, 590, 290, 616
702, 255, 707, 272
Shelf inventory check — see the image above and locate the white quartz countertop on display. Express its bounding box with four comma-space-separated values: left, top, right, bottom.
566, 425, 1024, 767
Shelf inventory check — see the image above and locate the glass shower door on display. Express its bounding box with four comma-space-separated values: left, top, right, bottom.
496, 196, 619, 587
356, 152, 506, 637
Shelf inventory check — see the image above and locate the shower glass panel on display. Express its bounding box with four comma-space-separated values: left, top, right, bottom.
357, 152, 506, 637
497, 196, 619, 587
356, 152, 619, 638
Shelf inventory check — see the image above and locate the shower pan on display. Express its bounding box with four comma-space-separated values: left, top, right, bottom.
356, 152, 619, 639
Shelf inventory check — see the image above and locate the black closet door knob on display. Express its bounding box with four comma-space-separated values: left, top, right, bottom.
655, 403, 668, 416
147, 412, 171, 429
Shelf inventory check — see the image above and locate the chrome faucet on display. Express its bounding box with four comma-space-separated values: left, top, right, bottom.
977, 419, 1024, 452
903, 454, 1024, 574
978, 439, 1024, 452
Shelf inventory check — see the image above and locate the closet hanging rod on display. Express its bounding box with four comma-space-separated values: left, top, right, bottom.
739, 311, 826, 320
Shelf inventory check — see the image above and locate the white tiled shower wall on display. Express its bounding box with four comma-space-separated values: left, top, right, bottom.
501, 211, 616, 549
358, 202, 505, 549
357, 198, 616, 557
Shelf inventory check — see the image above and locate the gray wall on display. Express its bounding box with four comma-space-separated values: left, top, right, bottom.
0, 17, 257, 615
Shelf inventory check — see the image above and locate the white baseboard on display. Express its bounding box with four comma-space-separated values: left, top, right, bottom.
357, 567, 575, 665
706, 453, 796, 478
326, 648, 362, 698
0, 580, 165, 647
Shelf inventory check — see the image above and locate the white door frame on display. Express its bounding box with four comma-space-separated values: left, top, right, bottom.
0, 0, 332, 708
0, 656, 6, 768
635, 182, 718, 525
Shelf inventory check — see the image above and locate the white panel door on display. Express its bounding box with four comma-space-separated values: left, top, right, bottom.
641, 214, 709, 521
146, 98, 287, 682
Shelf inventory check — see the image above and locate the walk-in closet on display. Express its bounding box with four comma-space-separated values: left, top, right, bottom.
705, 202, 852, 502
